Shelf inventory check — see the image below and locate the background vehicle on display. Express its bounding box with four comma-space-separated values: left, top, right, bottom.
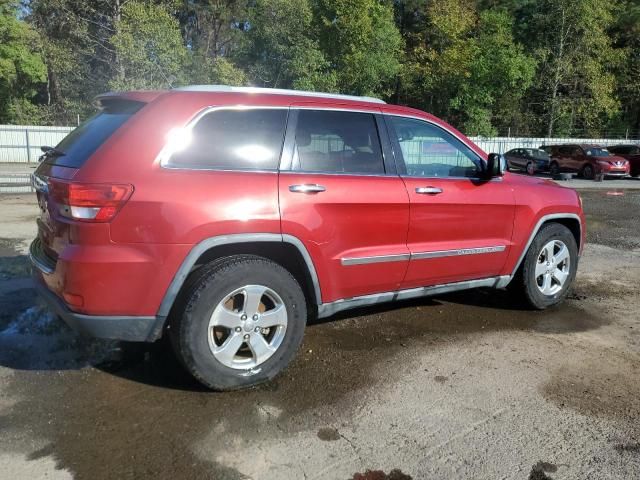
504, 148, 551, 175
608, 144, 640, 177
542, 144, 630, 179
29, 86, 586, 390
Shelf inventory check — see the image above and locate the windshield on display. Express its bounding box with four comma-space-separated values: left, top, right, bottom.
45, 100, 144, 168
585, 147, 610, 157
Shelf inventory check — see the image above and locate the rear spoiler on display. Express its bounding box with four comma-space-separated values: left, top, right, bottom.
94, 90, 165, 109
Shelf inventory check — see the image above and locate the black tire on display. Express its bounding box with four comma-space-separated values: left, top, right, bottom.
582, 164, 595, 180
510, 223, 578, 310
549, 161, 560, 176
169, 255, 307, 390
526, 162, 535, 175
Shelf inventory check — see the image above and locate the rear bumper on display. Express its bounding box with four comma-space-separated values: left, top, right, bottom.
34, 279, 164, 342
30, 238, 165, 342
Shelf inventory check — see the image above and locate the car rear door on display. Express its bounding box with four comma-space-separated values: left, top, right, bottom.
278, 106, 410, 303
383, 114, 515, 288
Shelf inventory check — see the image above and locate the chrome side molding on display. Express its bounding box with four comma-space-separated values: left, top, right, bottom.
341, 245, 506, 266
317, 275, 512, 318
341, 253, 411, 266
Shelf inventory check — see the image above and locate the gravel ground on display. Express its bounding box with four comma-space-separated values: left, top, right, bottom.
0, 189, 638, 480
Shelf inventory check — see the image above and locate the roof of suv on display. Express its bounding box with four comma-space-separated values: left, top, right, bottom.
96, 85, 388, 108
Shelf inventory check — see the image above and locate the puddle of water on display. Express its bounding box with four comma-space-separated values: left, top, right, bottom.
351, 469, 412, 480
0, 280, 615, 480
0, 306, 121, 370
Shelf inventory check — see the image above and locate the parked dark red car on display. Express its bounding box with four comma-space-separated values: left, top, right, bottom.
30, 86, 586, 390
542, 144, 630, 179
607, 144, 640, 177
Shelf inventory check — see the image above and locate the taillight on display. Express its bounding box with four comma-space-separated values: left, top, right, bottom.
48, 179, 133, 222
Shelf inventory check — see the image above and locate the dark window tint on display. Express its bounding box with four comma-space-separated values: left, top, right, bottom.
292, 110, 384, 174
610, 146, 629, 154
558, 146, 573, 155
585, 147, 609, 157
526, 148, 549, 160
388, 116, 481, 178
47, 100, 143, 168
168, 109, 288, 170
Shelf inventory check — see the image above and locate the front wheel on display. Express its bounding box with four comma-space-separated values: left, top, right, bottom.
549, 161, 560, 176
169, 255, 307, 390
526, 162, 536, 175
511, 223, 578, 309
582, 164, 595, 180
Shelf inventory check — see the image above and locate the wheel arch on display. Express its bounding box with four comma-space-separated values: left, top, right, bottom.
157, 234, 322, 321
511, 213, 582, 277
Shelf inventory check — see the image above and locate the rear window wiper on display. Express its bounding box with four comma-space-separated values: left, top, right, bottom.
41, 146, 66, 157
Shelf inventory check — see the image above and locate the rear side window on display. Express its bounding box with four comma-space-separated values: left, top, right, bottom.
167, 108, 288, 170
292, 110, 385, 174
47, 100, 143, 168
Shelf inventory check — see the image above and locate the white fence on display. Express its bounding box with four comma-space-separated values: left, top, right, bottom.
0, 124, 637, 164
0, 124, 74, 163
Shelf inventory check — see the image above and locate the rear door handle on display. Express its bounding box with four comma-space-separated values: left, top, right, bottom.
415, 186, 443, 195
289, 184, 326, 194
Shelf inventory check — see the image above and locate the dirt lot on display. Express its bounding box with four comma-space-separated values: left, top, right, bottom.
0, 189, 639, 480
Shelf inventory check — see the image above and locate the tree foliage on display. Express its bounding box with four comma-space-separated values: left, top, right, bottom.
0, 0, 46, 123
0, 0, 638, 138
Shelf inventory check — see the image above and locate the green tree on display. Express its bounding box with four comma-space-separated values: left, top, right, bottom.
243, 0, 335, 91
314, 0, 402, 97
110, 1, 187, 90
451, 10, 536, 136
611, 0, 640, 137
0, 0, 47, 123
524, 0, 621, 136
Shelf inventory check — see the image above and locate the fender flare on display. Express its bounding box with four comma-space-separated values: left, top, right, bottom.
156, 233, 322, 319
510, 213, 582, 276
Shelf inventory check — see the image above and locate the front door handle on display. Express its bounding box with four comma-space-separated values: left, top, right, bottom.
289, 184, 326, 194
415, 186, 443, 195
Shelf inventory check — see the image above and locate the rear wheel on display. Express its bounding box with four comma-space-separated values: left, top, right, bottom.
169, 255, 307, 390
510, 223, 578, 310
549, 161, 560, 176
582, 164, 595, 180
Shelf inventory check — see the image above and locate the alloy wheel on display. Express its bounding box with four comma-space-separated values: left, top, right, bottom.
207, 285, 288, 369
535, 240, 571, 296
526, 162, 535, 175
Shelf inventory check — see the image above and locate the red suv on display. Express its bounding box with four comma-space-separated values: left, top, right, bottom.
30, 86, 586, 390
543, 144, 630, 179
607, 144, 640, 177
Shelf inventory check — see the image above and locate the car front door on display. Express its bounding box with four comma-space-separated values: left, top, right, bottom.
384, 114, 515, 288
278, 107, 410, 303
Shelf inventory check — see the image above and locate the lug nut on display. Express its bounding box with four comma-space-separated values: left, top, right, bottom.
254, 327, 260, 333
243, 334, 250, 340
235, 327, 241, 332
241, 314, 247, 321
253, 314, 259, 320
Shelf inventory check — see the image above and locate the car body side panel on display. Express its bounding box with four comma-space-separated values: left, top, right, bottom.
500, 175, 585, 275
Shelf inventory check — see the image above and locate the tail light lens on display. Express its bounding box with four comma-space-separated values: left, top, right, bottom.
48, 179, 133, 222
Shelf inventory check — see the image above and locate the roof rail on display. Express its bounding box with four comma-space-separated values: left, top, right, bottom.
172, 85, 386, 104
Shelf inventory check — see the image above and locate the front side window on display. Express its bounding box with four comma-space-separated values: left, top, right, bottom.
166, 108, 288, 170
387, 116, 481, 178
292, 110, 385, 174
585, 147, 610, 157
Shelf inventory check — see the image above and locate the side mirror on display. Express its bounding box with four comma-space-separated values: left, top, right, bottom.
486, 153, 506, 178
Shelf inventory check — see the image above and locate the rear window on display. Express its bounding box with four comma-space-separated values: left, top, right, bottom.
166, 108, 288, 170
46, 100, 143, 168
